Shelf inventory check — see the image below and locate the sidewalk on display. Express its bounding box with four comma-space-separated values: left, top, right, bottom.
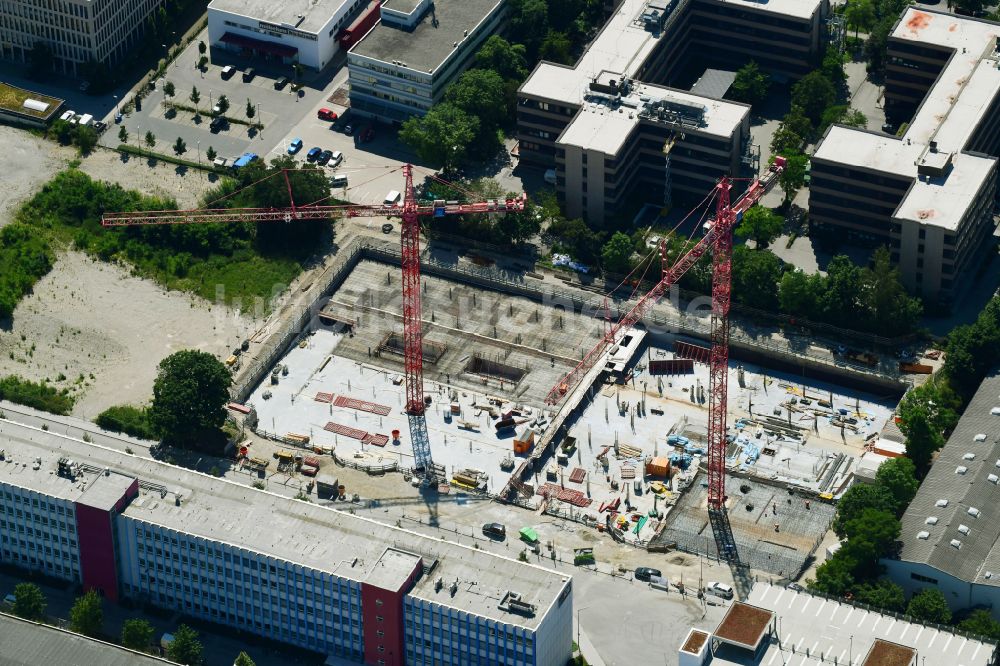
577, 627, 607, 666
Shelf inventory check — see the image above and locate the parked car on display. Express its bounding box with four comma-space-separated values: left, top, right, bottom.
317, 108, 337, 121
317, 149, 333, 165
306, 146, 322, 161
329, 150, 343, 167
274, 76, 290, 90
344, 124, 353, 136
221, 65, 236, 79
786, 582, 804, 592
482, 523, 506, 539
383, 190, 401, 205
114, 112, 123, 124
705, 581, 734, 599
93, 120, 107, 134
210, 116, 227, 132
634, 567, 662, 582
330, 174, 349, 188
287, 138, 303, 154
242, 67, 256, 82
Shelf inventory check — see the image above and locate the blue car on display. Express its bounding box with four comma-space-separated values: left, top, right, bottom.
287, 138, 303, 154
306, 146, 322, 161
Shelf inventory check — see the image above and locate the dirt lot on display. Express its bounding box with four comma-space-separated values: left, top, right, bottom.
0, 251, 248, 418
0, 126, 69, 228
78, 148, 218, 209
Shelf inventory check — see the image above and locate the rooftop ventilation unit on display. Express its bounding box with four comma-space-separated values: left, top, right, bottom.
957, 466, 968, 475
959, 524, 971, 535
936, 499, 949, 507
917, 531, 930, 540
975, 434, 987, 442
964, 452, 977, 460
501, 591, 537, 617
969, 507, 981, 517
951, 539, 963, 549
435, 577, 443, 592
991, 407, 1000, 415
926, 516, 938, 525
989, 474, 998, 484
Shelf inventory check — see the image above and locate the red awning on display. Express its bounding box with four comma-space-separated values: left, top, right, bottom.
220, 32, 298, 58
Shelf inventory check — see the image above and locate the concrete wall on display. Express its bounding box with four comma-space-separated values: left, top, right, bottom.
532, 579, 573, 666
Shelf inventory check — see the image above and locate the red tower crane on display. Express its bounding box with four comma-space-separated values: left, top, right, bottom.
102, 164, 527, 480
545, 159, 785, 558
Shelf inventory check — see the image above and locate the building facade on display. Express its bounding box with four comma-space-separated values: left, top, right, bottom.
809, 9, 1000, 304
517, 0, 828, 223
347, 0, 507, 123
207, 0, 374, 70
0, 0, 165, 75
0, 421, 573, 666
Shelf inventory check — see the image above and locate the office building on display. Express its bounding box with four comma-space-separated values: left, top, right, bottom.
883, 370, 1000, 616
0, 419, 573, 666
207, 0, 377, 70
517, 0, 829, 224
0, 0, 165, 75
678, 582, 999, 665
809, 9, 1000, 304
347, 0, 507, 123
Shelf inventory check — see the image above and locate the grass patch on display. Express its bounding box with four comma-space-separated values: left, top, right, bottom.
0, 224, 54, 319
95, 405, 156, 440
162, 101, 263, 129
116, 144, 216, 173
0, 376, 74, 415
16, 168, 307, 310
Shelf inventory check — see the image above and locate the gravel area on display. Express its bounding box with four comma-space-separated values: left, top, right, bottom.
77, 147, 219, 209
0, 126, 70, 228
0, 251, 248, 419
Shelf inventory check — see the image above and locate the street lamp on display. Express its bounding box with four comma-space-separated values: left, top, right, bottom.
197, 140, 201, 167
113, 94, 120, 115
576, 605, 594, 653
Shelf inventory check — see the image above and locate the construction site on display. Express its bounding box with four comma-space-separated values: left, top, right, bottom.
238, 248, 898, 577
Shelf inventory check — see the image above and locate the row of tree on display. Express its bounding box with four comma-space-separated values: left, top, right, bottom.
8, 582, 258, 664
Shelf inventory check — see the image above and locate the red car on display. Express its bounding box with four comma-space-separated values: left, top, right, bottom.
317, 108, 337, 121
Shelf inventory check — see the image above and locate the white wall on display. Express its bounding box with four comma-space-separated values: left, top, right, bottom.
534, 580, 573, 666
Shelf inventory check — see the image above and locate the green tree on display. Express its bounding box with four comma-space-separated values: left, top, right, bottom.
118, 125, 128, 144
845, 0, 876, 38
906, 589, 952, 624
865, 246, 922, 335
897, 379, 960, 437
12, 582, 46, 621
50, 119, 75, 145
74, 126, 99, 155
601, 231, 635, 273
166, 624, 203, 666
234, 652, 256, 666
840, 508, 900, 579
198, 55, 209, 71
445, 69, 509, 131
777, 153, 808, 207
736, 205, 783, 248
821, 50, 848, 86
69, 589, 103, 637
206, 146, 217, 162
144, 131, 156, 148
954, 0, 985, 15
944, 296, 1000, 399
832, 482, 893, 537
810, 552, 857, 596
399, 103, 479, 170
198, 40, 207, 55
901, 406, 945, 476
731, 246, 783, 310
475, 35, 529, 80
148, 350, 232, 446
28, 42, 54, 79
121, 618, 155, 652
770, 125, 805, 156
874, 456, 919, 516
821, 254, 863, 321
778, 269, 826, 320
510, 0, 550, 57
729, 60, 770, 106
852, 579, 905, 612
539, 31, 573, 64
190, 86, 201, 105
549, 217, 603, 263
864, 17, 895, 76
173, 137, 187, 155
245, 99, 255, 118
163, 80, 175, 97
791, 71, 836, 124
958, 610, 1000, 640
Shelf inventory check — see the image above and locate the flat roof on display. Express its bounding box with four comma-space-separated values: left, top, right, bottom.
862, 639, 917, 666
703, 583, 997, 666
364, 548, 422, 592
814, 9, 1000, 229
0, 611, 179, 666
557, 81, 747, 154
895, 370, 1000, 586
520, 0, 821, 105
349, 0, 503, 74
208, 0, 350, 33
713, 602, 773, 649
0, 418, 570, 628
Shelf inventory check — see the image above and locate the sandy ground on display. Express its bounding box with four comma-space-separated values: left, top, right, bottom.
0, 126, 71, 228
77, 148, 218, 209
0, 251, 248, 418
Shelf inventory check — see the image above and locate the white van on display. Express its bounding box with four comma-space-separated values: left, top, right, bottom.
705, 581, 734, 599
384, 190, 401, 205
329, 150, 343, 167
77, 113, 94, 127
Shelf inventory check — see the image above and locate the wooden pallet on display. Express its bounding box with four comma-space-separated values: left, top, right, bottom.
314, 392, 335, 403
323, 422, 367, 440
568, 467, 586, 483
334, 395, 391, 416
362, 433, 389, 447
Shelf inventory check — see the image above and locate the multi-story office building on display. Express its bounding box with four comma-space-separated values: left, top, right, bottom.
207, 0, 377, 70
517, 0, 828, 224
0, 419, 573, 666
809, 9, 1000, 304
347, 0, 507, 123
0, 0, 166, 75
